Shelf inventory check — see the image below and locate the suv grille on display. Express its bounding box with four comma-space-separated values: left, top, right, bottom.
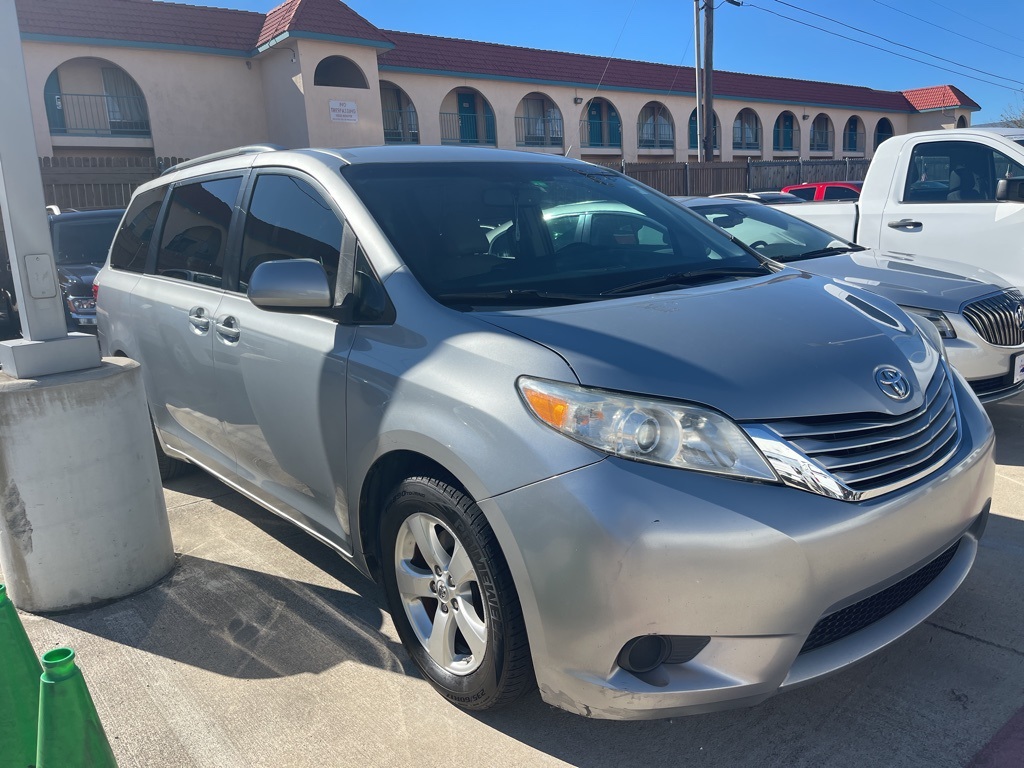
767, 365, 959, 495
962, 289, 1024, 347
799, 539, 960, 654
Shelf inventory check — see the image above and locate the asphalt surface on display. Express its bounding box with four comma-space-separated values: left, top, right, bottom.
4, 399, 1024, 767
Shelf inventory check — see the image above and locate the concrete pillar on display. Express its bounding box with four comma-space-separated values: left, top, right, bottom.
0, 358, 174, 612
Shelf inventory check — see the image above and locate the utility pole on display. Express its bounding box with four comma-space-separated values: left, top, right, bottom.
702, 0, 715, 163
693, 0, 703, 162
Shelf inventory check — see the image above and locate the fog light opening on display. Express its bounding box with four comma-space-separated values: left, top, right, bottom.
617, 635, 670, 674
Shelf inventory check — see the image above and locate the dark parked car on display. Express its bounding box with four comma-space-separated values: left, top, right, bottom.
48, 207, 123, 330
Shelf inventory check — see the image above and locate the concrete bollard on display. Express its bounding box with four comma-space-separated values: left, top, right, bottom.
0, 357, 173, 612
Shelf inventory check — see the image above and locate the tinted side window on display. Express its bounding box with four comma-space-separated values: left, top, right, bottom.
823, 186, 859, 201
156, 176, 241, 287
787, 187, 815, 201
903, 141, 1002, 202
239, 174, 343, 290
110, 186, 165, 273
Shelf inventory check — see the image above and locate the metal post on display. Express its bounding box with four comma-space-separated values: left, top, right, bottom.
0, 0, 99, 378
693, 0, 703, 162
702, 0, 715, 164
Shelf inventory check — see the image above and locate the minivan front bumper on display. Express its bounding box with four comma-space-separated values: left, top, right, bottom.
480, 376, 994, 720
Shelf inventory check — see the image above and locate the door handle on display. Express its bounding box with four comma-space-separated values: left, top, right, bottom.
187, 306, 210, 334
887, 218, 923, 230
215, 315, 240, 343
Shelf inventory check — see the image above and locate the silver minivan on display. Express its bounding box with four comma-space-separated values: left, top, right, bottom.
97, 146, 994, 720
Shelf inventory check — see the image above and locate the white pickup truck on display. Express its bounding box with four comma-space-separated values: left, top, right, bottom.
785, 127, 1024, 286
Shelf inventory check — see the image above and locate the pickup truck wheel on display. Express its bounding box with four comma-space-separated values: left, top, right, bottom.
380, 476, 534, 710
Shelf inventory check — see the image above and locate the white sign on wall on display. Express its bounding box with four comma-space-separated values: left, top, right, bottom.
329, 100, 358, 123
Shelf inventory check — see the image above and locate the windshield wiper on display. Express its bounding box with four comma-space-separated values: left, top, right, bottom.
601, 266, 770, 296
435, 289, 602, 306
776, 245, 862, 262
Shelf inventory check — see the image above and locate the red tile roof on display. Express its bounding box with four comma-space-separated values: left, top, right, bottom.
379, 31, 917, 113
258, 0, 391, 48
902, 85, 980, 112
15, 0, 264, 52
15, 0, 975, 116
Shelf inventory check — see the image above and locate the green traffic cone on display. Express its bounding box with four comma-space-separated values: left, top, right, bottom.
36, 647, 117, 768
0, 583, 42, 768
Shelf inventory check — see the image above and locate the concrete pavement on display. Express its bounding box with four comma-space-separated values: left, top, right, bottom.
5, 399, 1024, 767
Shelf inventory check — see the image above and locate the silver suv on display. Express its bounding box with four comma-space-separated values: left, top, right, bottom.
97, 145, 994, 720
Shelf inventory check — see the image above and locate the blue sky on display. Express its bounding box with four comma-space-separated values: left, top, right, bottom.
175, 0, 1024, 123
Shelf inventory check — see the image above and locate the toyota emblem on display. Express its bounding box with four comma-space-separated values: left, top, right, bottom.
875, 367, 912, 400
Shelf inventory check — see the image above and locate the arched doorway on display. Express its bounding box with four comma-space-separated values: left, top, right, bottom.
440, 88, 496, 145
874, 118, 894, 148
380, 81, 419, 144
582, 97, 621, 148
773, 111, 799, 151
516, 92, 563, 147
44, 58, 150, 137
638, 102, 674, 149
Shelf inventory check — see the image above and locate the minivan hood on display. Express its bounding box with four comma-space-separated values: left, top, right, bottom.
801, 249, 1010, 312
480, 272, 939, 422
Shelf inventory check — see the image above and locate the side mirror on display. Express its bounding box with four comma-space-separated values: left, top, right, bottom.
995, 176, 1024, 202
248, 258, 332, 310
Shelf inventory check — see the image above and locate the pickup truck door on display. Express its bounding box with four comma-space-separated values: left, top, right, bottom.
876, 137, 1024, 285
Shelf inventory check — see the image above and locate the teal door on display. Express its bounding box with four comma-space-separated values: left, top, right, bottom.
44, 70, 65, 134
459, 93, 478, 143
608, 107, 621, 147
588, 103, 602, 146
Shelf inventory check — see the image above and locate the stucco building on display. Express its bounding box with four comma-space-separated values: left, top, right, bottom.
15, 0, 981, 165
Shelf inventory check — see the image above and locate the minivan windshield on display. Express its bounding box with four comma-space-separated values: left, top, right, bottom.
341, 162, 771, 309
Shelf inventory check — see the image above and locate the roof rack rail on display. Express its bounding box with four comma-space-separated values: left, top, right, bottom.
161, 144, 285, 176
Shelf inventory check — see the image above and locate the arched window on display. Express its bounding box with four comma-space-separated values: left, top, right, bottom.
440, 89, 496, 145
638, 102, 674, 149
810, 114, 834, 152
582, 98, 621, 148
313, 56, 368, 88
733, 108, 760, 151
44, 58, 150, 137
516, 92, 563, 147
773, 111, 798, 152
380, 81, 418, 144
956, 115, 968, 129
688, 109, 720, 150
843, 116, 863, 153
874, 118, 894, 149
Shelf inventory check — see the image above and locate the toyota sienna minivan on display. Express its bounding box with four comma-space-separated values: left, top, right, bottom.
97, 145, 994, 720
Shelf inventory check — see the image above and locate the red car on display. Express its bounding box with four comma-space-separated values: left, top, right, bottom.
782, 181, 862, 201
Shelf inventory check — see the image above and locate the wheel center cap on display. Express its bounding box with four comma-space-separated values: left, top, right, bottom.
436, 580, 450, 602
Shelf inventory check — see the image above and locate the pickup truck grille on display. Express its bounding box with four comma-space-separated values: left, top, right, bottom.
962, 290, 1024, 347
766, 364, 959, 497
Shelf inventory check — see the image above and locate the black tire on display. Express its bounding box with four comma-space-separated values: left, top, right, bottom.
380, 476, 534, 710
152, 421, 190, 481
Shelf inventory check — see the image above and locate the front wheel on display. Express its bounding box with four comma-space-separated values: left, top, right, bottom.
380, 476, 533, 710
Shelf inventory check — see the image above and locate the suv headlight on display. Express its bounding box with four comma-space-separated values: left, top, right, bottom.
900, 306, 955, 339
517, 377, 777, 481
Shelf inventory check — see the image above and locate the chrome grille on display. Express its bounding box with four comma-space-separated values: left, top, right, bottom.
765, 365, 960, 497
962, 289, 1024, 347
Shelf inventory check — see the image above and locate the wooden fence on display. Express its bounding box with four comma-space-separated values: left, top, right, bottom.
620, 158, 871, 196
38, 155, 185, 210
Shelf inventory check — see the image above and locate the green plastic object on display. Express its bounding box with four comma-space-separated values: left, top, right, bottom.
36, 647, 118, 768
0, 583, 43, 768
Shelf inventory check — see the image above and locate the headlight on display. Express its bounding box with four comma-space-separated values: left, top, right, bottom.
67, 296, 96, 312
899, 306, 955, 339
517, 377, 777, 481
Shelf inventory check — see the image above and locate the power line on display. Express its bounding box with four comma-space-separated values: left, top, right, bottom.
769, 0, 1024, 89
745, 3, 1024, 95
922, 0, 1024, 45
870, 0, 1024, 62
